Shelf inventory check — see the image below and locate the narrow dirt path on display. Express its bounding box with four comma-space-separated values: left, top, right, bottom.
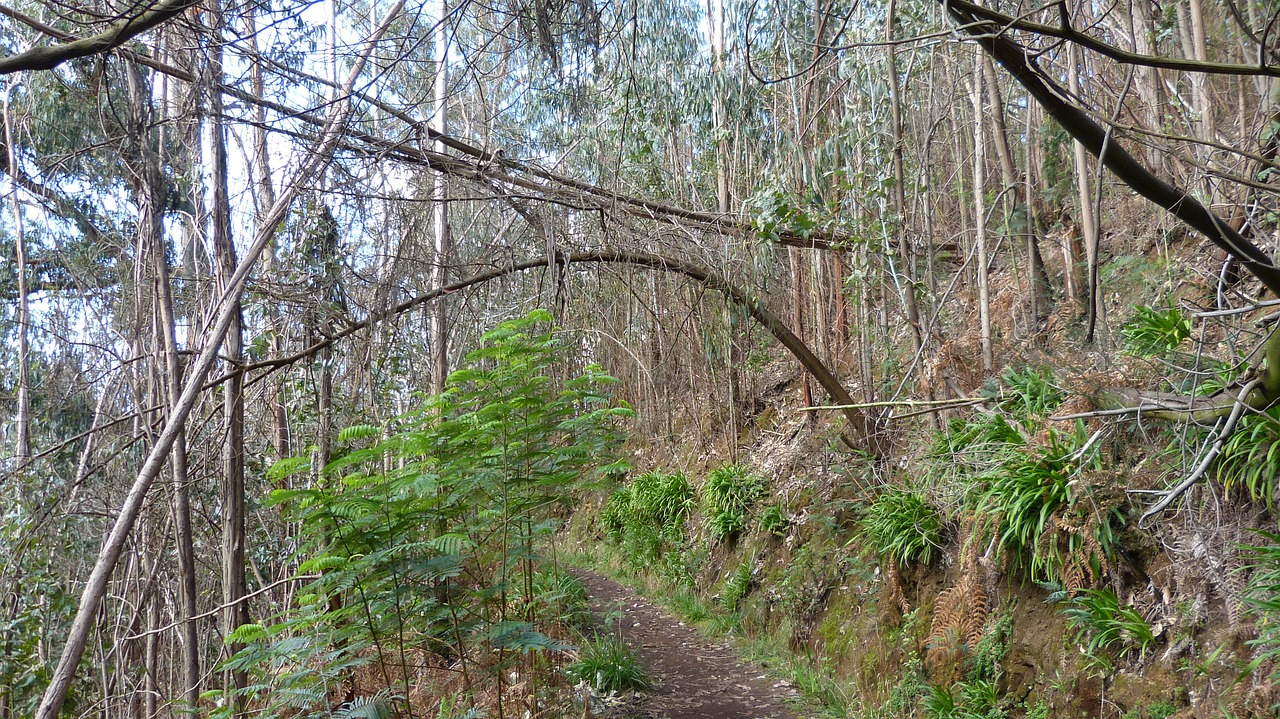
571, 569, 807, 719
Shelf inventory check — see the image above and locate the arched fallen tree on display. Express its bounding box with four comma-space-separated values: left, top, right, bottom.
236, 248, 883, 453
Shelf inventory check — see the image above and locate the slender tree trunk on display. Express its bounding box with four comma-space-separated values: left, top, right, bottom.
1068, 42, 1097, 311
886, 0, 926, 363
431, 0, 452, 394
207, 2, 248, 711
1130, 0, 1164, 169
971, 59, 993, 373
1188, 0, 1218, 205
128, 55, 202, 711
3, 85, 30, 466
983, 57, 1051, 323
247, 9, 290, 460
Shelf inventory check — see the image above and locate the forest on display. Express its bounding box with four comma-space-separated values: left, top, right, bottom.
4, 0, 1280, 715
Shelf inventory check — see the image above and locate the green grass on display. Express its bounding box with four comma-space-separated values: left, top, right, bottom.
564, 636, 652, 692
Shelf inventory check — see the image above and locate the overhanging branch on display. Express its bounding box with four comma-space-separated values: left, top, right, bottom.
0, 0, 199, 74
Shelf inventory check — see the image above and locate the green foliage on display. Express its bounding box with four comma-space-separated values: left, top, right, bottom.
975, 432, 1081, 583
1243, 532, 1280, 683
513, 570, 592, 629
702, 464, 767, 541
860, 488, 942, 567
720, 560, 754, 611
1121, 305, 1191, 358
601, 470, 693, 567
1215, 406, 1280, 509
564, 637, 652, 692
210, 312, 631, 717
759, 504, 789, 536
993, 366, 1064, 419
965, 612, 1013, 684
924, 680, 1008, 719
1055, 588, 1155, 673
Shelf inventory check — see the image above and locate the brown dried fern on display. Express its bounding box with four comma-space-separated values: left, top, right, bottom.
928, 573, 988, 651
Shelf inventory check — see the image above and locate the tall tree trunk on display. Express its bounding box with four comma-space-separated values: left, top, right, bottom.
983, 57, 1051, 324
130, 56, 201, 711
886, 0, 926, 364
971, 58, 993, 373
247, 9, 290, 460
207, 2, 248, 711
1188, 0, 1218, 205
1068, 41, 1097, 313
431, 0, 452, 395
3, 86, 30, 466
1130, 0, 1164, 170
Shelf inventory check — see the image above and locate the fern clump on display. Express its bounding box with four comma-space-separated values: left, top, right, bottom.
759, 504, 788, 536
702, 464, 767, 541
995, 365, 1064, 419
601, 470, 693, 566
719, 560, 754, 611
861, 488, 942, 567
973, 429, 1115, 584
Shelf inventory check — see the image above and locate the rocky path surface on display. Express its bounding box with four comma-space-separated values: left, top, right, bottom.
571, 569, 808, 719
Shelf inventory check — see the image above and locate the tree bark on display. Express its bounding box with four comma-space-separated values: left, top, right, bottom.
431, 0, 452, 395
3, 85, 30, 465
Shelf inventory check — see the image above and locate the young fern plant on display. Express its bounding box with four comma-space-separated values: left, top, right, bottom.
1053, 588, 1155, 674
210, 312, 633, 718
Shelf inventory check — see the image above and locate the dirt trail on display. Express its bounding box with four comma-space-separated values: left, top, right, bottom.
571, 569, 807, 719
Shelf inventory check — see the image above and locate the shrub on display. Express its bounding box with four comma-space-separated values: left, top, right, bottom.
213, 312, 631, 718
702, 464, 767, 541
565, 637, 652, 692
861, 488, 942, 567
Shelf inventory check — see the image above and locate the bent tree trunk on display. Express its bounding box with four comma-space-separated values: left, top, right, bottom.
239, 249, 885, 455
